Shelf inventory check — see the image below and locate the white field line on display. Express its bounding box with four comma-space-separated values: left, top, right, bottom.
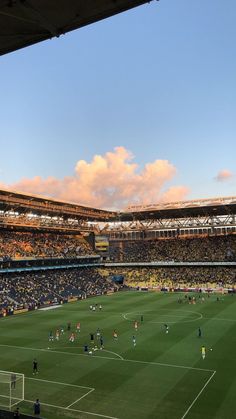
27, 376, 94, 391
94, 349, 124, 360
121, 358, 214, 373
66, 388, 95, 409
11, 400, 21, 408
23, 398, 119, 419
122, 310, 203, 324
0, 395, 22, 400
180, 370, 216, 419
60, 346, 124, 360
0, 344, 120, 362
0, 343, 215, 372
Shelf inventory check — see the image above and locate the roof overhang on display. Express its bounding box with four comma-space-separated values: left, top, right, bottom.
0, 188, 117, 221
120, 197, 236, 221
0, 0, 154, 56
1, 188, 235, 222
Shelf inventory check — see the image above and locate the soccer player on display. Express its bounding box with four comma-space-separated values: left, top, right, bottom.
164, 324, 169, 334
84, 344, 89, 354
48, 331, 54, 342
134, 321, 138, 331
113, 330, 118, 340
198, 327, 202, 338
34, 399, 40, 416
96, 328, 101, 340
100, 336, 104, 349
132, 336, 136, 347
13, 407, 20, 418
55, 329, 60, 341
90, 332, 94, 344
76, 322, 81, 333
99, 304, 102, 311
201, 345, 206, 360
33, 359, 38, 375
67, 322, 71, 331
69, 332, 75, 343
60, 325, 64, 334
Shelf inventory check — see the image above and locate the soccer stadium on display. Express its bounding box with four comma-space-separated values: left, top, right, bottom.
1, 1, 236, 418
0, 189, 235, 419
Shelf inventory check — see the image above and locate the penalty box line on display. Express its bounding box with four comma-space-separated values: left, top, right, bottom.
23, 398, 119, 419
28, 377, 95, 411
180, 370, 216, 419
28, 376, 95, 409
0, 343, 215, 373
66, 388, 95, 409
26, 377, 110, 418
5, 369, 217, 418
27, 376, 94, 391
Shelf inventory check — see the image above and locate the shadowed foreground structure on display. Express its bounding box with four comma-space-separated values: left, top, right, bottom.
0, 0, 155, 56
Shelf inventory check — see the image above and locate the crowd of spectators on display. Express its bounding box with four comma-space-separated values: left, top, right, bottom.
107, 266, 236, 290
0, 268, 115, 312
109, 235, 236, 262
1, 232, 235, 262
0, 231, 95, 259
0, 231, 236, 315
1, 264, 235, 313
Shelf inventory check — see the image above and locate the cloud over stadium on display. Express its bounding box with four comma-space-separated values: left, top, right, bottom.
215, 169, 234, 182
0, 147, 189, 209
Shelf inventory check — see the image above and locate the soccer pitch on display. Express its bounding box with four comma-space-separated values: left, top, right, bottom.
0, 291, 236, 419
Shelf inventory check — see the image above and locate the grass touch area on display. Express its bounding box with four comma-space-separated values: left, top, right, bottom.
0, 290, 236, 419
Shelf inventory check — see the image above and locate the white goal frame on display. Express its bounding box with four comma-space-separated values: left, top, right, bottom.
0, 370, 24, 409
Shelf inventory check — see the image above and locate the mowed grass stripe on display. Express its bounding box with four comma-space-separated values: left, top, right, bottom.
0, 343, 212, 418
0, 292, 235, 418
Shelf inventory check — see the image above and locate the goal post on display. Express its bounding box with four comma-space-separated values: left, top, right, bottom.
0, 370, 24, 409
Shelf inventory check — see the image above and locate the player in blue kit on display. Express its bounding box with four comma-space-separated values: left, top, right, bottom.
132, 336, 136, 347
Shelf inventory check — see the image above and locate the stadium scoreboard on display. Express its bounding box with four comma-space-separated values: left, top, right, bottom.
95, 235, 109, 252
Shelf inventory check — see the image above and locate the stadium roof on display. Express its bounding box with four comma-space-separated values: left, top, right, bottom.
0, 188, 116, 221
1, 189, 236, 223
0, 0, 154, 56
120, 197, 236, 221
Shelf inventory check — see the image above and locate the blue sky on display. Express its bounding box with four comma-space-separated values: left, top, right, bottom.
0, 0, 235, 208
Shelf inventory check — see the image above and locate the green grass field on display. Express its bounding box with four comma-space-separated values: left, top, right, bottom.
0, 290, 236, 419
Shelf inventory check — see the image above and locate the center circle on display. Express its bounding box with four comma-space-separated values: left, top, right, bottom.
122, 309, 202, 324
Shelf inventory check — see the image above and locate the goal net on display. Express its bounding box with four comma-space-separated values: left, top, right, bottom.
0, 370, 24, 409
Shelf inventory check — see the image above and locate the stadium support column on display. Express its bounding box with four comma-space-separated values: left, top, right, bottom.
232, 214, 235, 229
86, 232, 95, 250
120, 241, 124, 262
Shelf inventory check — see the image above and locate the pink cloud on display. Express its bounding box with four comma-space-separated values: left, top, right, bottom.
1, 146, 189, 209
215, 169, 233, 182
161, 186, 190, 203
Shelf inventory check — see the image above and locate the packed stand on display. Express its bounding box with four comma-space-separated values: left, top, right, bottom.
0, 231, 96, 259
107, 266, 236, 290
109, 235, 236, 262
0, 267, 115, 312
